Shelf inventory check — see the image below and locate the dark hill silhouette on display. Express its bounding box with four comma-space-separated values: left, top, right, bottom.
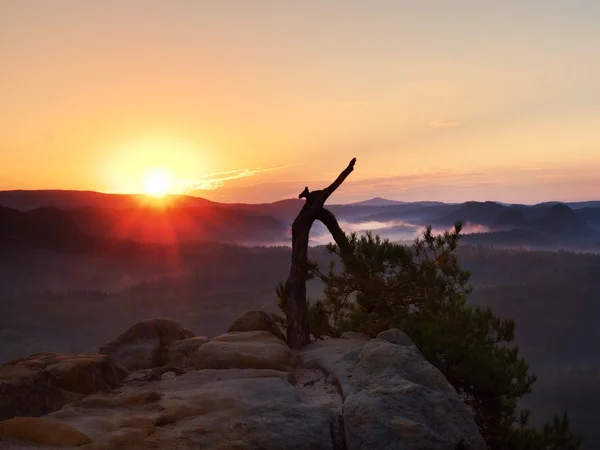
568, 201, 600, 209
4, 190, 600, 251
0, 206, 79, 238
537, 200, 600, 210
224, 198, 449, 225
462, 228, 555, 248
346, 197, 407, 206
0, 190, 216, 211
493, 207, 528, 229
576, 207, 600, 228
433, 201, 508, 226
219, 199, 304, 225
534, 203, 591, 236
475, 204, 600, 247
0, 204, 287, 250
357, 203, 458, 223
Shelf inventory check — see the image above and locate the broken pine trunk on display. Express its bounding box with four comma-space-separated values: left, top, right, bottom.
283, 157, 356, 349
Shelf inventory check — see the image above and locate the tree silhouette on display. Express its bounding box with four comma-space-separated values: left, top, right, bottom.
283, 157, 356, 349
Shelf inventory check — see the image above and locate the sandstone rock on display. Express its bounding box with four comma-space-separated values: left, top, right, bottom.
300, 335, 486, 450
36, 369, 335, 450
228, 310, 287, 342
154, 368, 298, 392
159, 376, 337, 450
0, 363, 64, 420
340, 331, 371, 341
300, 338, 368, 392
73, 390, 162, 409
193, 331, 293, 372
0, 353, 125, 421
376, 328, 416, 347
31, 353, 125, 394
167, 336, 210, 368
99, 319, 194, 371
2, 327, 486, 450
0, 417, 91, 446
344, 340, 485, 449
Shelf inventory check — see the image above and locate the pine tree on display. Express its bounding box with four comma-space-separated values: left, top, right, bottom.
275, 221, 581, 449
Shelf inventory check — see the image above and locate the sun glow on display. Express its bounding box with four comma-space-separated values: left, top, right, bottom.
143, 168, 173, 197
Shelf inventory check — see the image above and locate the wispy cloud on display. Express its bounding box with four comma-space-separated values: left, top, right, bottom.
187, 163, 600, 205
429, 119, 460, 128
195, 170, 491, 203
178, 165, 288, 191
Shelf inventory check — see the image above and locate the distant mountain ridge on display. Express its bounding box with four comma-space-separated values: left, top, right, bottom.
1, 189, 598, 210
0, 203, 287, 249
2, 190, 600, 251
347, 197, 407, 206
0, 190, 216, 211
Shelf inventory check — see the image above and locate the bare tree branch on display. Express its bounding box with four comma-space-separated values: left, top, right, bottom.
316, 208, 353, 260
283, 158, 356, 349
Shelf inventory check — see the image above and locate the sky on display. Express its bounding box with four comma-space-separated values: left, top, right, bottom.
1, 1, 600, 204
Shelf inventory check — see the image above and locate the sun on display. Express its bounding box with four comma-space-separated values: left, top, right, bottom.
143, 168, 173, 198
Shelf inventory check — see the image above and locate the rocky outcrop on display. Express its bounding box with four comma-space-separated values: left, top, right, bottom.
166, 336, 210, 368
0, 316, 487, 449
0, 353, 125, 421
98, 318, 194, 371
300, 334, 486, 450
19, 353, 126, 395
191, 330, 293, 372
227, 310, 287, 342
376, 328, 416, 347
0, 417, 91, 446
0, 363, 64, 421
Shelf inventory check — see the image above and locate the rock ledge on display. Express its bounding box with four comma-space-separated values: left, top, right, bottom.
0, 312, 486, 449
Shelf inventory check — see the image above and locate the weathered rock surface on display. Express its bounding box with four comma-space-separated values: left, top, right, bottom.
300, 338, 487, 450
98, 318, 194, 371
1, 317, 487, 449
21, 353, 126, 395
166, 336, 210, 368
0, 363, 64, 421
1, 369, 336, 450
376, 328, 416, 347
192, 331, 293, 372
0, 353, 125, 421
340, 331, 371, 341
227, 310, 287, 342
0, 417, 91, 446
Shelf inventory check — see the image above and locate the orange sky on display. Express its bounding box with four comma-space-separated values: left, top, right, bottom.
1, 1, 600, 204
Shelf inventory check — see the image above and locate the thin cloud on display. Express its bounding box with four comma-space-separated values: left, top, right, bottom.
197, 170, 492, 203
430, 119, 460, 128
179, 165, 288, 191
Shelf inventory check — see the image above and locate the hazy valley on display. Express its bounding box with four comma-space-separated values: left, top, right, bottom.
2, 190, 600, 447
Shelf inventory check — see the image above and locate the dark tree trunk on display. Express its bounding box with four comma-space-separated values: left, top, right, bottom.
284, 158, 356, 349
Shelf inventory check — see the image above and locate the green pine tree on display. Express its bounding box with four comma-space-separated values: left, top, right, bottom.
275, 221, 581, 449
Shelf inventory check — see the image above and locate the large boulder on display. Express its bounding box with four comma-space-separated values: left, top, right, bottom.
376, 328, 416, 347
18, 352, 126, 394
340, 331, 371, 341
0, 417, 91, 446
0, 363, 64, 421
99, 319, 194, 371
192, 331, 294, 372
0, 353, 125, 421
13, 369, 338, 450
228, 310, 287, 342
166, 336, 211, 368
2, 328, 486, 449
300, 335, 486, 450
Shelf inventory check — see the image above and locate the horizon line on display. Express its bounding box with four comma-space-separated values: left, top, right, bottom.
1, 188, 599, 207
